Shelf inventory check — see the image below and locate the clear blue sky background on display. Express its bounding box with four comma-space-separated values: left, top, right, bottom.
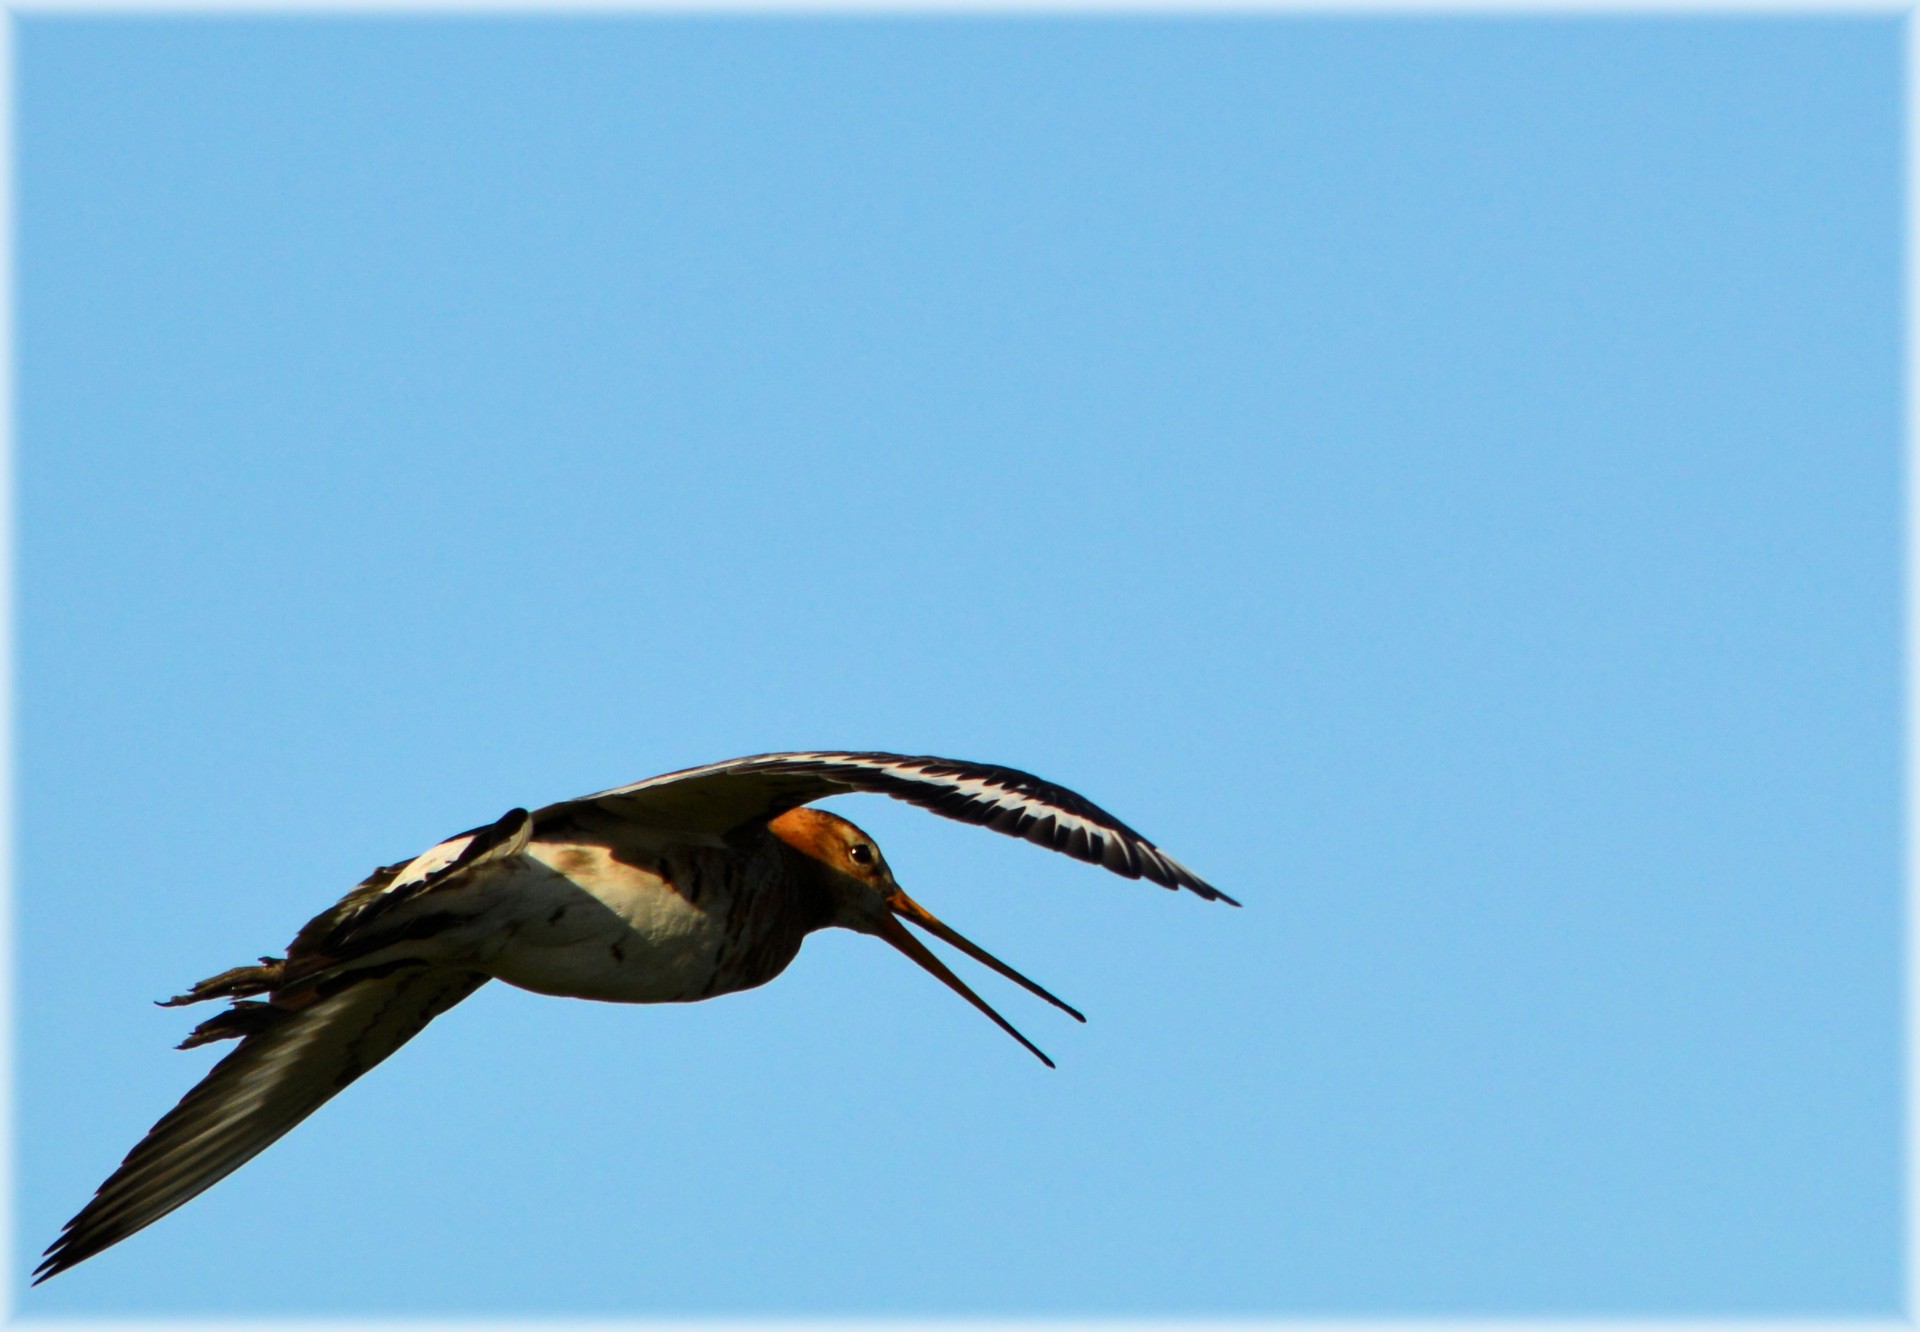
13, 15, 1903, 1318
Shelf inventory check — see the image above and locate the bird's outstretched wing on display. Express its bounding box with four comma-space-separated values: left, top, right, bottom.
535, 751, 1235, 905
35, 966, 488, 1284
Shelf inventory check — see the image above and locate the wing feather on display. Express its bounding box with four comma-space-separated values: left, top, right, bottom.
35, 967, 488, 1283
535, 751, 1234, 904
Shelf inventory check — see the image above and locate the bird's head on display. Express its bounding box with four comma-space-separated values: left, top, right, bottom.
769, 806, 1083, 1067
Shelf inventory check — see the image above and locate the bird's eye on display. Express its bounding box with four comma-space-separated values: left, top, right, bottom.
849, 843, 874, 866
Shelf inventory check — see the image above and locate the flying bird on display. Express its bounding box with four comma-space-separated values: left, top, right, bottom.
37, 750, 1233, 1283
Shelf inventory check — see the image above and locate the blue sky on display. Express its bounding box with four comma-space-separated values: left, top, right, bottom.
12, 14, 1903, 1317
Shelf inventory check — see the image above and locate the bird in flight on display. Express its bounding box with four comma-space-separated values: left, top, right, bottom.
37, 750, 1233, 1283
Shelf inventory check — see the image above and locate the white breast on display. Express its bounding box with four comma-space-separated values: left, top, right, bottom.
482, 843, 730, 1003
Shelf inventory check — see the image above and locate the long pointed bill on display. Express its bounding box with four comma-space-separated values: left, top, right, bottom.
874, 912, 1056, 1068
887, 891, 1086, 1024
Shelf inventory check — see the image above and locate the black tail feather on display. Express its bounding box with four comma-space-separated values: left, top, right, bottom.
176, 1001, 282, 1050
156, 959, 286, 1008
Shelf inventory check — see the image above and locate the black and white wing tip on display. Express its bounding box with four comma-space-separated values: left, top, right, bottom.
797, 752, 1240, 906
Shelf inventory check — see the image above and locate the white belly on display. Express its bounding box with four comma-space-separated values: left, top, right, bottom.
481, 843, 731, 1003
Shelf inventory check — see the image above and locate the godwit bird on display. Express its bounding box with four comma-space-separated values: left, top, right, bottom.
37, 751, 1232, 1283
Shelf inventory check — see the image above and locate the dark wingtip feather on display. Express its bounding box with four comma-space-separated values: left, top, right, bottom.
1173, 870, 1237, 906
35, 1225, 94, 1284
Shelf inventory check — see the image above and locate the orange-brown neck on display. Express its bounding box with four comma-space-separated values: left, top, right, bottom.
766, 807, 846, 933
767, 806, 848, 865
